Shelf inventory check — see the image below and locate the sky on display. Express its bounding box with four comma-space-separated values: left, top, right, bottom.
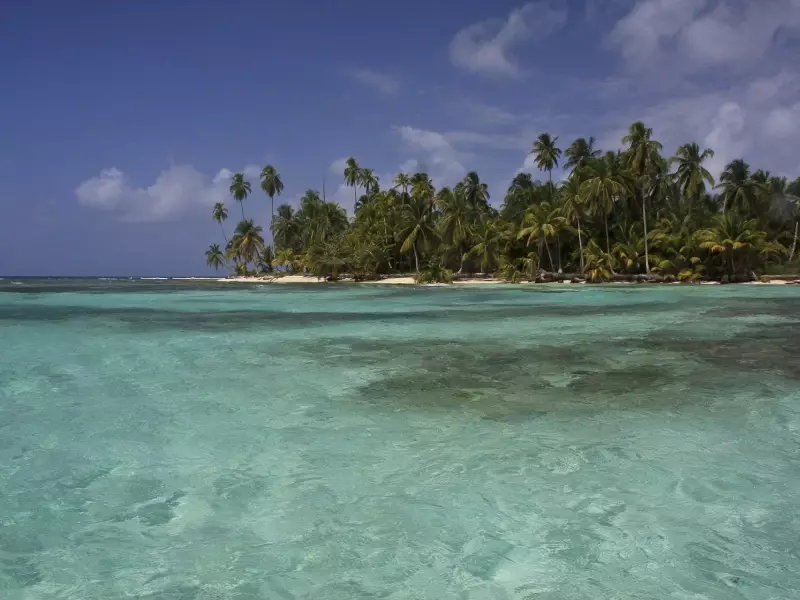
2, 0, 799, 276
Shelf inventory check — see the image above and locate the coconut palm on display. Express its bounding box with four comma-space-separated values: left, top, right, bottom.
518, 201, 564, 272
260, 165, 284, 254
437, 187, 474, 273
561, 175, 586, 273
716, 159, 769, 217
393, 172, 411, 195
230, 219, 265, 272
531, 133, 562, 194
205, 243, 225, 271
695, 214, 768, 279
212, 202, 229, 244
272, 204, 300, 251
344, 157, 360, 211
469, 220, 505, 273
359, 168, 379, 195
564, 137, 600, 172
229, 173, 251, 220
580, 156, 628, 256
462, 171, 490, 213
671, 143, 715, 213
399, 195, 438, 272
622, 121, 663, 273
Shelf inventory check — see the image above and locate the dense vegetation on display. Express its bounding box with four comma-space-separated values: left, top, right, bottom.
206, 122, 800, 283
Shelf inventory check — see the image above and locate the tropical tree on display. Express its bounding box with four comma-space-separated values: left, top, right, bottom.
622, 121, 663, 273
359, 168, 379, 195
212, 202, 229, 244
564, 137, 600, 172
399, 194, 438, 272
580, 155, 628, 256
260, 165, 284, 254
532, 133, 562, 193
469, 220, 505, 273
393, 172, 411, 195
229, 173, 252, 220
561, 175, 586, 273
518, 201, 564, 272
344, 157, 360, 212
205, 243, 225, 271
716, 159, 768, 217
695, 214, 769, 279
230, 219, 265, 272
671, 143, 715, 213
272, 204, 300, 251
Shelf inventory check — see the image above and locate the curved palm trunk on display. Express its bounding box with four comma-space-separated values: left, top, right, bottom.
239, 203, 245, 221
604, 218, 611, 256
413, 242, 420, 273
270, 196, 275, 255
790, 221, 798, 263
642, 187, 650, 274
576, 217, 584, 274
556, 236, 563, 273
544, 238, 555, 272
219, 224, 228, 245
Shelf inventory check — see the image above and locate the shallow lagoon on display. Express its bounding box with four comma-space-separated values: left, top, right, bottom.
2, 281, 799, 598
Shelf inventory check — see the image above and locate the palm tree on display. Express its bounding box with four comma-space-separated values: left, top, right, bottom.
260, 165, 284, 254
344, 157, 360, 212
437, 186, 473, 273
462, 171, 490, 213
532, 133, 562, 192
518, 201, 564, 272
393, 172, 411, 195
696, 214, 768, 279
212, 202, 229, 244
580, 156, 628, 256
561, 175, 586, 273
622, 121, 663, 273
564, 137, 600, 172
229, 173, 251, 220
205, 243, 225, 271
716, 159, 768, 216
399, 195, 438, 272
272, 204, 299, 251
671, 143, 715, 213
230, 219, 265, 272
469, 220, 504, 273
359, 168, 379, 195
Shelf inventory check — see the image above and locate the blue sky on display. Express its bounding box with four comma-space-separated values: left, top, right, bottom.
2, 0, 799, 275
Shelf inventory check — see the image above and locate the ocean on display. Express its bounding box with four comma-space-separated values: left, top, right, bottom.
2, 279, 799, 599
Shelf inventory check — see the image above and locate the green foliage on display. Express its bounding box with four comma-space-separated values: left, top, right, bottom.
415, 262, 454, 284
206, 131, 798, 282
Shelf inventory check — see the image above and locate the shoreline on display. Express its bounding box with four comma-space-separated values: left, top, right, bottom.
212, 274, 800, 286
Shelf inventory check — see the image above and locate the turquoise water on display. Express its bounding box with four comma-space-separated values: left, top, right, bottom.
2, 280, 800, 599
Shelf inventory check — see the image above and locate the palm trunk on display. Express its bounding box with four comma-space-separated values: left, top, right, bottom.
270, 196, 275, 255
576, 217, 584, 274
240, 203, 245, 221
642, 187, 650, 274
790, 221, 798, 263
354, 187, 358, 214
556, 236, 563, 273
219, 224, 228, 245
413, 243, 420, 273
604, 218, 611, 256
544, 239, 555, 272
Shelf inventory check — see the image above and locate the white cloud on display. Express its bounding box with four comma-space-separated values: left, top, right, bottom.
350, 68, 402, 95
76, 164, 263, 222
764, 103, 800, 139
395, 125, 467, 185
589, 71, 800, 179
329, 157, 350, 174
703, 102, 747, 177
610, 0, 800, 73
449, 2, 567, 77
